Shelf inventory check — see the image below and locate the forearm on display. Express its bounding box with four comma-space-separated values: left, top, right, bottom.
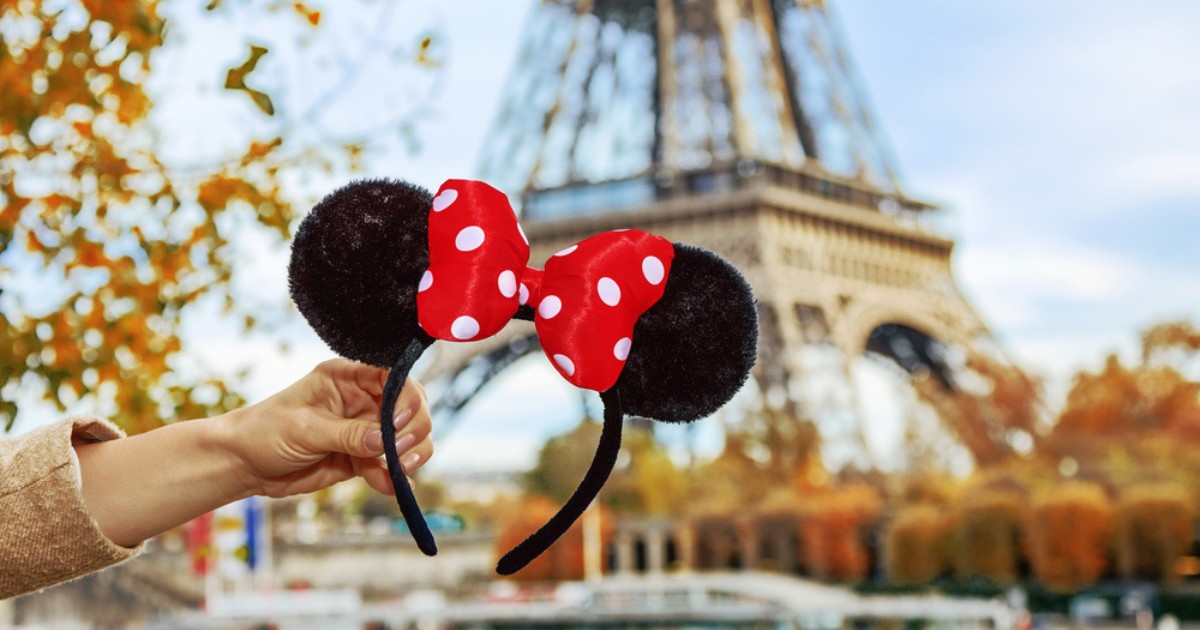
74, 411, 250, 548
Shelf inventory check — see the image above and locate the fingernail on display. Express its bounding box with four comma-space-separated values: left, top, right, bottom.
394, 408, 413, 430
364, 430, 384, 453
395, 432, 416, 452
402, 451, 422, 473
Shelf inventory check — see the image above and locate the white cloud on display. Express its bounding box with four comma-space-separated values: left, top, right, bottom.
960, 240, 1138, 314
426, 434, 541, 473
1116, 152, 1200, 197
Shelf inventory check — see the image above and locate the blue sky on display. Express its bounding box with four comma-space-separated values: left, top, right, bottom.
834, 2, 1200, 380
12, 2, 1200, 472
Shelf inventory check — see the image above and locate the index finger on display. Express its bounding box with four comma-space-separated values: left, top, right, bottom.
318, 359, 388, 420
345, 359, 389, 400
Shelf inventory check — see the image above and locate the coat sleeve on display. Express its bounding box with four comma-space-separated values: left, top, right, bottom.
0, 417, 145, 599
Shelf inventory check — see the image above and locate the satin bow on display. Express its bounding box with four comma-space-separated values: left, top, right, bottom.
416, 179, 675, 391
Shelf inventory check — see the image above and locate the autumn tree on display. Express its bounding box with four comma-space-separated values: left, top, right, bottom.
1051, 320, 1200, 444
0, 1, 439, 433
886, 505, 951, 584
953, 486, 1028, 583
494, 495, 614, 581
1028, 481, 1114, 592
738, 403, 822, 490
1054, 355, 1198, 439
524, 418, 603, 503
798, 483, 883, 582
912, 354, 1043, 467
684, 404, 823, 515
526, 419, 689, 517
1115, 483, 1194, 583
1142, 319, 1200, 377
603, 426, 688, 517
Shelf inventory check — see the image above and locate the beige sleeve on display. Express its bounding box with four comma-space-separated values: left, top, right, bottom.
0, 417, 144, 599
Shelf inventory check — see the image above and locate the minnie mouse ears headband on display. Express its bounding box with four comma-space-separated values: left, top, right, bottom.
288, 178, 757, 574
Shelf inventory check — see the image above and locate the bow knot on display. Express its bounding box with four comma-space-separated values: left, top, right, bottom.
416, 180, 674, 391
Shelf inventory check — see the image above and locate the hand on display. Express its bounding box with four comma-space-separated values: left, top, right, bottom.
74, 359, 434, 548
222, 359, 434, 499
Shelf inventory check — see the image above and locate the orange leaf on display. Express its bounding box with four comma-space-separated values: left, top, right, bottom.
26, 230, 45, 253
75, 241, 108, 267
293, 2, 321, 26
246, 137, 283, 160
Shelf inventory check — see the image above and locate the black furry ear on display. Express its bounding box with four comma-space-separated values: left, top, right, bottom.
289, 179, 434, 367
615, 243, 758, 422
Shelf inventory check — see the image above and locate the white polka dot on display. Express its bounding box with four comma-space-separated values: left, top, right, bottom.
554, 244, 577, 257
597, 277, 621, 306
455, 226, 485, 252
498, 270, 517, 298
450, 316, 480, 340
518, 283, 530, 305
538, 295, 562, 319
517, 222, 528, 245
418, 270, 433, 292
613, 337, 632, 361
642, 256, 665, 285
553, 354, 576, 376
432, 189, 457, 212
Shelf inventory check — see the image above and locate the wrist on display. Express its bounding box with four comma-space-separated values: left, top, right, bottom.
206, 408, 261, 501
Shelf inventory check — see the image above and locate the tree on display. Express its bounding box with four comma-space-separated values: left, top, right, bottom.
494, 495, 613, 581
524, 418, 603, 503
1142, 320, 1200, 377
911, 354, 1043, 466
953, 487, 1027, 583
603, 426, 688, 517
526, 419, 689, 516
740, 403, 821, 490
1050, 354, 1200, 446
886, 505, 950, 585
1050, 320, 1200, 443
1028, 481, 1114, 592
798, 483, 882, 582
686, 430, 766, 512
1115, 483, 1194, 583
0, 1, 439, 433
684, 404, 823, 516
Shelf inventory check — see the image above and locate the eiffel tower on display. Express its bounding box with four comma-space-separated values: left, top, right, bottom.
422, 0, 998, 468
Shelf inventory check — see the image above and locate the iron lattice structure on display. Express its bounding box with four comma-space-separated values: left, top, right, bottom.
478, 0, 902, 201
426, 0, 1006, 467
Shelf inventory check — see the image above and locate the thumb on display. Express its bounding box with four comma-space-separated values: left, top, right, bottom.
305, 412, 384, 459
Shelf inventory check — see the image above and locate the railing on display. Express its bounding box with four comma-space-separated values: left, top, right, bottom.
522, 160, 942, 232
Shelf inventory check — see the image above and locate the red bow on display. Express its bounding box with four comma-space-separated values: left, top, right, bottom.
417, 180, 675, 391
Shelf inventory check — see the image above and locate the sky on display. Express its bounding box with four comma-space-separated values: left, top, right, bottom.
10, 1, 1200, 473
834, 2, 1200, 381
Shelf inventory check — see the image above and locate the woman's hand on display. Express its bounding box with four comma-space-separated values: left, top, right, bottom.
75, 359, 434, 548
224, 359, 434, 498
